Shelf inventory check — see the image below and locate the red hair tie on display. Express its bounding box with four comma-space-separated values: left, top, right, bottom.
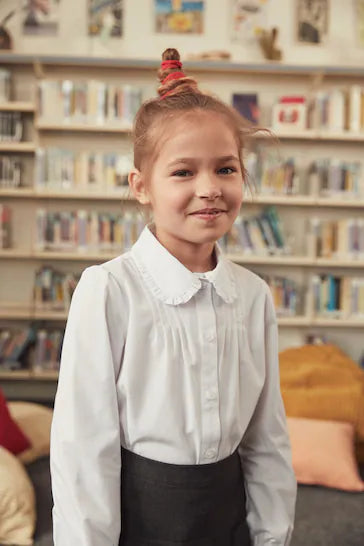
162, 71, 186, 85
161, 60, 182, 70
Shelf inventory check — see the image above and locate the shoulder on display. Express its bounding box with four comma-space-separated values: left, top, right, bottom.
227, 259, 269, 297
225, 259, 275, 322
79, 251, 135, 293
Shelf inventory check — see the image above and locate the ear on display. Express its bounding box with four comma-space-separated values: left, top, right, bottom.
128, 168, 151, 205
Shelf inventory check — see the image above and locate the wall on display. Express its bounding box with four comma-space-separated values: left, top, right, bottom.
1, 0, 364, 66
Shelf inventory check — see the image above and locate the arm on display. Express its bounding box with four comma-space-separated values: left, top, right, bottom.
239, 285, 297, 546
50, 265, 125, 545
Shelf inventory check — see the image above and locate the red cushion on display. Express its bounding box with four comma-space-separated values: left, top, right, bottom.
0, 388, 31, 455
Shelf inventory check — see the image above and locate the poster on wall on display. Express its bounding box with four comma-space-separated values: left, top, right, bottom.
22, 0, 61, 36
296, 0, 329, 44
356, 0, 364, 47
155, 0, 204, 34
88, 0, 123, 38
231, 0, 269, 44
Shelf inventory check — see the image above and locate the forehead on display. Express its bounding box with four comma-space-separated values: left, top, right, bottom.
156, 111, 239, 160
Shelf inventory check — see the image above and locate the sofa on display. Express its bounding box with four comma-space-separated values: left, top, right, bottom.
26, 455, 364, 546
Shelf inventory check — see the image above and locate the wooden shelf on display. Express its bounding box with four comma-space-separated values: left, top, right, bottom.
2, 188, 364, 209
0, 304, 68, 321
0, 370, 59, 381
1, 305, 362, 329
271, 129, 364, 142
3, 53, 364, 77
0, 102, 35, 112
2, 249, 364, 268
277, 316, 364, 327
226, 254, 313, 267
0, 188, 132, 200
36, 122, 133, 133
0, 142, 36, 152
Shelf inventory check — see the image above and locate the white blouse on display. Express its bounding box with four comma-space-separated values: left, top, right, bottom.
51, 226, 297, 546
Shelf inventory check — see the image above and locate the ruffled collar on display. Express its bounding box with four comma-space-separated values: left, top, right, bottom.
131, 226, 237, 306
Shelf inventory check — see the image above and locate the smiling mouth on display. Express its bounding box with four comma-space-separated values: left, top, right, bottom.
190, 208, 226, 215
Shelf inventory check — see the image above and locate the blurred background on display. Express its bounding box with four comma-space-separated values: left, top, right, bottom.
0, 1, 363, 545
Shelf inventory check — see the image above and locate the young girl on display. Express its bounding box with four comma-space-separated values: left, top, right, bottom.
50, 48, 297, 546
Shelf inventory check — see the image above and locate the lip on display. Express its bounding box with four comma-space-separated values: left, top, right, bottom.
189, 208, 227, 215
189, 208, 227, 222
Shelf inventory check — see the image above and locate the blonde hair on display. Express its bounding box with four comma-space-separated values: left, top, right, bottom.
132, 48, 263, 180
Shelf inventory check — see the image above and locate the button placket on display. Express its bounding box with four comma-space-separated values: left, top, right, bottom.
197, 282, 221, 463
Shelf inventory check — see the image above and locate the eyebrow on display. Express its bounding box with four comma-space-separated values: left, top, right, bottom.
167, 155, 240, 167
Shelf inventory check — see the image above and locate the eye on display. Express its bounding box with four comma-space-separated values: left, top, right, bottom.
172, 169, 193, 177
218, 166, 237, 175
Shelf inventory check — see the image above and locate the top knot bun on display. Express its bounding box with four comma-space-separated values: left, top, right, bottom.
157, 48, 199, 99
162, 48, 180, 62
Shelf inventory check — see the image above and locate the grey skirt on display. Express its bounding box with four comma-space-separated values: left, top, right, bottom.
119, 447, 251, 546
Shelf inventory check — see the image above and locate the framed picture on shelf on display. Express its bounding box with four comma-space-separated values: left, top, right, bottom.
230, 0, 269, 44
88, 0, 123, 38
154, 0, 204, 34
296, 0, 329, 44
22, 0, 61, 37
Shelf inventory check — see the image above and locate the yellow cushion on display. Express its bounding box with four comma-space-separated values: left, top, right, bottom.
0, 446, 36, 545
280, 344, 364, 442
8, 402, 53, 465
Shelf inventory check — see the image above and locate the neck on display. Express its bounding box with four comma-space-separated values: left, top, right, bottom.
153, 227, 216, 272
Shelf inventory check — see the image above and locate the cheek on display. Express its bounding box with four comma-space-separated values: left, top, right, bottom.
226, 182, 243, 208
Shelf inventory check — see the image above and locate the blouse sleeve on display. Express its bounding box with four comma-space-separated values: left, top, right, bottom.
50, 265, 125, 545
239, 284, 297, 546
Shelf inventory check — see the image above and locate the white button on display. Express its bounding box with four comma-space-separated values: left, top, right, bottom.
206, 389, 217, 401
205, 448, 216, 459
205, 332, 216, 342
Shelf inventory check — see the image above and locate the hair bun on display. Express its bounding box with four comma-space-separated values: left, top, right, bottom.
158, 47, 198, 98
162, 48, 180, 61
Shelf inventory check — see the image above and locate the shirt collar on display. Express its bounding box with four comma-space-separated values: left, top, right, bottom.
131, 226, 237, 306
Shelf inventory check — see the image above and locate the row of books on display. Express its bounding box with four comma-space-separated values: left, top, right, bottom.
0, 204, 11, 249
259, 274, 299, 316
309, 218, 364, 259
34, 267, 79, 310
35, 148, 132, 191
245, 152, 363, 198
0, 112, 23, 142
271, 88, 364, 133
0, 69, 11, 103
221, 207, 288, 255
0, 156, 22, 187
245, 152, 299, 195
311, 275, 364, 317
37, 80, 142, 126
36, 209, 144, 252
309, 159, 362, 198
308, 87, 364, 132
0, 327, 63, 372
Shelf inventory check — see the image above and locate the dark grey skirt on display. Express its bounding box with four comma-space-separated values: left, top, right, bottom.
119, 447, 251, 546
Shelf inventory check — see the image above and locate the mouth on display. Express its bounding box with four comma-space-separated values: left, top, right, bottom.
188, 208, 227, 221
189, 208, 227, 216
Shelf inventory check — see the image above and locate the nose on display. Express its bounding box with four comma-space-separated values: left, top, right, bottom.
195, 173, 222, 200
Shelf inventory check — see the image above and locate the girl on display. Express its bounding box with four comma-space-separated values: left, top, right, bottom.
50, 48, 297, 546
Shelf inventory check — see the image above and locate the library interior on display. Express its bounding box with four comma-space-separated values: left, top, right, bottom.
0, 1, 364, 545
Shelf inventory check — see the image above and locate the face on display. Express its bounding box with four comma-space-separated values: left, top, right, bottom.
130, 111, 244, 259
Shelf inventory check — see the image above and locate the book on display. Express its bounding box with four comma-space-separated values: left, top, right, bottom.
232, 93, 259, 124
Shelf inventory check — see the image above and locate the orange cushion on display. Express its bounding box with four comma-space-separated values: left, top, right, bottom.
287, 417, 364, 492
280, 345, 364, 441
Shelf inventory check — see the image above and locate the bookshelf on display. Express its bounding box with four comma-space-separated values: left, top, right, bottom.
1, 54, 364, 399
0, 142, 36, 152
0, 102, 35, 113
